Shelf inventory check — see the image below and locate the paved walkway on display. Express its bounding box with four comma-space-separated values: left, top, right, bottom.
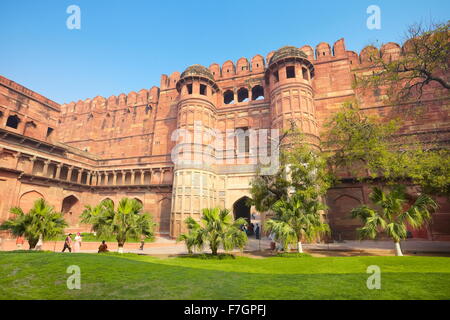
2, 236, 449, 255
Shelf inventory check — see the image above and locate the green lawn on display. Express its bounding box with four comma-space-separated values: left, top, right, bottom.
0, 251, 449, 300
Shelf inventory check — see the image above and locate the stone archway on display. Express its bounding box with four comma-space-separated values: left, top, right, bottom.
233, 196, 251, 224
19, 191, 45, 213
61, 195, 81, 227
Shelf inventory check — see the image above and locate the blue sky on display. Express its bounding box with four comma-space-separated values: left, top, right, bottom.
0, 0, 448, 104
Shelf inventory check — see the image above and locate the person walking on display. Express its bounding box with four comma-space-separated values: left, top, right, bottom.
62, 233, 72, 252
255, 224, 260, 240
139, 235, 145, 250
16, 235, 25, 250
73, 232, 82, 253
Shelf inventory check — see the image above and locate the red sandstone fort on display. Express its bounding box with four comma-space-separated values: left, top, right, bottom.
0, 39, 449, 240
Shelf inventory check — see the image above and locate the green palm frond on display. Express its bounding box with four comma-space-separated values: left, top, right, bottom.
353, 186, 436, 242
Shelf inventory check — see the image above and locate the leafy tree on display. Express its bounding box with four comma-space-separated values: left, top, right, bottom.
355, 21, 450, 103
324, 101, 450, 196
178, 208, 247, 255
250, 128, 334, 212
176, 219, 201, 254
265, 193, 330, 253
351, 186, 437, 256
81, 198, 156, 253
0, 198, 67, 249
323, 101, 400, 178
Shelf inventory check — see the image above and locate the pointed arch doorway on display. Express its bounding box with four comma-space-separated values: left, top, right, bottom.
233, 196, 251, 224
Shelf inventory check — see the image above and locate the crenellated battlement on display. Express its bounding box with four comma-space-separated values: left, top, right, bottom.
60, 87, 160, 115
158, 39, 409, 90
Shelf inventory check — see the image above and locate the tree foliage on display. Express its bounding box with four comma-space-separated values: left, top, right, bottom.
250, 128, 334, 212
351, 185, 437, 255
265, 193, 330, 252
355, 21, 450, 103
0, 198, 67, 249
81, 198, 156, 250
323, 101, 450, 196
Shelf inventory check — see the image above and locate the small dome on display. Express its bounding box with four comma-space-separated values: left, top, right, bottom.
180, 64, 215, 82
269, 46, 308, 65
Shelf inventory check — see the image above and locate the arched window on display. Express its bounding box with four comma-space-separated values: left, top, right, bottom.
251, 86, 264, 101
223, 90, 234, 104
286, 66, 296, 79
302, 67, 309, 80
200, 84, 207, 96
237, 88, 249, 103
6, 115, 20, 129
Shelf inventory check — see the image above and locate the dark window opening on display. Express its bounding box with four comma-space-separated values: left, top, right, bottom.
0, 111, 3, 118
200, 84, 207, 95
187, 83, 193, 94
224, 90, 234, 104
273, 71, 279, 82
302, 67, 309, 80
323, 52, 325, 56
286, 66, 296, 79
237, 88, 249, 103
251, 85, 264, 100
6, 115, 20, 129
236, 127, 250, 153
46, 127, 54, 137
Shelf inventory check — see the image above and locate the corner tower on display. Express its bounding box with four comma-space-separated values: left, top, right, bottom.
265, 46, 318, 147
170, 65, 220, 237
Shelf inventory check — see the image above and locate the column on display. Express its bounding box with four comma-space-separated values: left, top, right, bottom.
77, 169, 83, 184
86, 171, 91, 185
159, 168, 164, 184
131, 170, 136, 185
140, 170, 145, 185
55, 163, 62, 180
67, 166, 73, 182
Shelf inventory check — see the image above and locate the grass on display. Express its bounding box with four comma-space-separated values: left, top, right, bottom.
0, 251, 449, 300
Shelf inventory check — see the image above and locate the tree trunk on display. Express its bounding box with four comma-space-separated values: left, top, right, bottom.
35, 235, 43, 251
297, 241, 303, 253
394, 241, 403, 256
118, 241, 125, 253
28, 238, 38, 250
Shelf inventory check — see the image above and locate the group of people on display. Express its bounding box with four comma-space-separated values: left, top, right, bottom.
62, 232, 83, 253
241, 222, 261, 240
62, 233, 110, 253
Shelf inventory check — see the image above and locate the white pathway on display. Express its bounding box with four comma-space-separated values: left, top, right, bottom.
77, 237, 450, 255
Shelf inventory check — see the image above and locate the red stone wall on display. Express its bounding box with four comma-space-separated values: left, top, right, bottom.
0, 37, 449, 240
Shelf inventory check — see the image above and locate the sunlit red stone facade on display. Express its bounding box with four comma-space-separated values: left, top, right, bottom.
0, 39, 449, 240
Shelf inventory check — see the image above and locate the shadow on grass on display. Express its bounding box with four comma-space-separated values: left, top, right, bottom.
177, 253, 236, 260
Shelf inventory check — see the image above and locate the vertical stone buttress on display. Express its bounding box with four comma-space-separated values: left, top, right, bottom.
170, 65, 220, 237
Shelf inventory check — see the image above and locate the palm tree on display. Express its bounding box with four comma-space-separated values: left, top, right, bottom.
176, 221, 200, 254
81, 198, 156, 253
351, 186, 437, 256
0, 198, 67, 249
265, 193, 330, 253
178, 208, 248, 255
